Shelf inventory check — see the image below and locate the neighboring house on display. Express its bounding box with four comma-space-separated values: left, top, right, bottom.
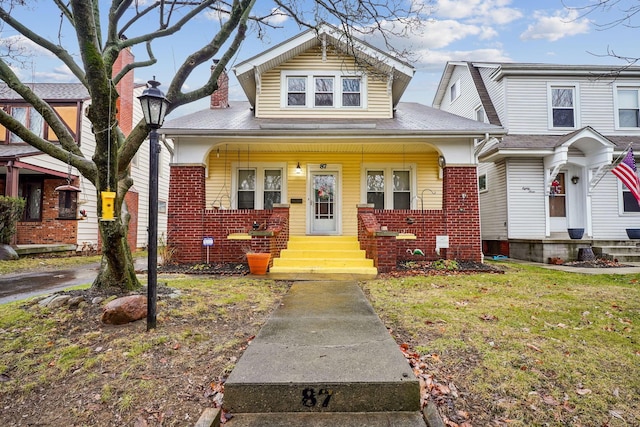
0, 49, 170, 254
434, 61, 640, 262
162, 25, 505, 274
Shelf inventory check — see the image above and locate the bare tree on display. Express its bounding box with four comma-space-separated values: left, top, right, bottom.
0, 0, 429, 291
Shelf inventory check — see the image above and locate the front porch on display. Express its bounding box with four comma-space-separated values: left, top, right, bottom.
166, 163, 483, 274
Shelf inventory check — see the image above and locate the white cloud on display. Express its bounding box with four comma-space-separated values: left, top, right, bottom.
416, 47, 512, 69
0, 35, 54, 58
263, 8, 289, 26
433, 0, 522, 25
35, 65, 77, 82
520, 9, 591, 42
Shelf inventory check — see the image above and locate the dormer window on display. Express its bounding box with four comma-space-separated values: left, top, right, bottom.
282, 71, 365, 109
287, 77, 307, 106
342, 78, 361, 107
314, 77, 334, 107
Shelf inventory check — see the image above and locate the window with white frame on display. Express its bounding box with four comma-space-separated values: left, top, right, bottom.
282, 71, 365, 109
314, 77, 334, 107
364, 166, 414, 209
621, 178, 640, 213
478, 173, 487, 192
616, 87, 640, 128
9, 106, 44, 143
549, 85, 576, 128
450, 79, 460, 102
342, 77, 361, 107
234, 164, 284, 209
287, 77, 307, 106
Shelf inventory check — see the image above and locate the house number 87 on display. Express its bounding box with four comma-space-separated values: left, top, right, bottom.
301, 387, 333, 407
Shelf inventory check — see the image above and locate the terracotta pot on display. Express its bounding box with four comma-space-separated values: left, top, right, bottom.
246, 253, 270, 275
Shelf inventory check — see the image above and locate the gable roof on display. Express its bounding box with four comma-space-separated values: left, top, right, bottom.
233, 24, 415, 108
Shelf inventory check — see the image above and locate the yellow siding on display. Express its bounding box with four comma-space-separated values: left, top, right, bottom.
206, 150, 443, 236
257, 45, 392, 119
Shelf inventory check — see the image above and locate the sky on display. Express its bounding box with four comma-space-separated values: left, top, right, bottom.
2, 0, 640, 118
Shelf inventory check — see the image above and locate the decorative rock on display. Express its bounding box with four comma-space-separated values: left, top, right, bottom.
47, 295, 71, 309
101, 295, 147, 325
67, 296, 85, 307
92, 296, 105, 305
38, 295, 58, 307
0, 244, 18, 261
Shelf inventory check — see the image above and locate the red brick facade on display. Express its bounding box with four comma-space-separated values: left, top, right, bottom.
16, 178, 78, 245
168, 164, 482, 270
167, 165, 289, 265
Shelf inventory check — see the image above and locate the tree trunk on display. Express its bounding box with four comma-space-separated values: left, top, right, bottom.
92, 217, 140, 291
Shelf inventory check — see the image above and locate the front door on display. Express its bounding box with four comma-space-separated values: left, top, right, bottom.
549, 172, 567, 233
309, 170, 340, 234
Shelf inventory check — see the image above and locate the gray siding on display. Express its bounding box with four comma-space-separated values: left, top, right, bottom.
478, 161, 507, 240
506, 158, 547, 238
438, 65, 481, 120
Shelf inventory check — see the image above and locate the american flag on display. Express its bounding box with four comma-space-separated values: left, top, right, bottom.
612, 148, 640, 204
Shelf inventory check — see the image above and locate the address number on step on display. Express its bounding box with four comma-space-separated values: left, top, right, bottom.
301, 387, 334, 407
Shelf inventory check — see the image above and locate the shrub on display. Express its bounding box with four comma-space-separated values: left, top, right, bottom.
0, 196, 25, 244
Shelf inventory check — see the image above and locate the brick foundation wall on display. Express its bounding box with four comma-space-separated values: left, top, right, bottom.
16, 178, 78, 245
442, 166, 482, 261
167, 164, 289, 264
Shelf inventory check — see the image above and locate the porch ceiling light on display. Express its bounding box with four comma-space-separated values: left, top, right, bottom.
296, 162, 302, 175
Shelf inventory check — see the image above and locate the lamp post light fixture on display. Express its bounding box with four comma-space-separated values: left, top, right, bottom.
138, 78, 170, 331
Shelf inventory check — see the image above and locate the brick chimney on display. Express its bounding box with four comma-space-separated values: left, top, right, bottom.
210, 59, 229, 109
113, 46, 135, 134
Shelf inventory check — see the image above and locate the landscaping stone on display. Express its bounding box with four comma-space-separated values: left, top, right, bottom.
101, 295, 147, 325
0, 244, 18, 261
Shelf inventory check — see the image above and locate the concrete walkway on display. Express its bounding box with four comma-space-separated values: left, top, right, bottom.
223, 281, 426, 426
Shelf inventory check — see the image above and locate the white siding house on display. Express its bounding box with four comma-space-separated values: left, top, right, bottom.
434, 61, 640, 262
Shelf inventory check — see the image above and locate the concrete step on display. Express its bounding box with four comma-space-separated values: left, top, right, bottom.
270, 236, 377, 276
223, 282, 420, 414
224, 411, 426, 426
593, 245, 640, 255
272, 257, 374, 268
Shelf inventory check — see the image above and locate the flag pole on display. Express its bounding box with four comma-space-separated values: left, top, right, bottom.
589, 141, 634, 191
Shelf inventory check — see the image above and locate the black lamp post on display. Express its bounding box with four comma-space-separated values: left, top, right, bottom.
138, 78, 169, 331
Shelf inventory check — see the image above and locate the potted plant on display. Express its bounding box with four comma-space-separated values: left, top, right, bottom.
243, 244, 271, 275
626, 228, 640, 239
567, 228, 584, 239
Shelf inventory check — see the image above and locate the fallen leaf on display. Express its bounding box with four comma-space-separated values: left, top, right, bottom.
480, 314, 498, 321
542, 395, 559, 406
576, 388, 592, 396
609, 410, 624, 420
526, 343, 542, 352
134, 417, 148, 427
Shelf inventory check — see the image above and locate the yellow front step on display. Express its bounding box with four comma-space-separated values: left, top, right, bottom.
269, 236, 377, 277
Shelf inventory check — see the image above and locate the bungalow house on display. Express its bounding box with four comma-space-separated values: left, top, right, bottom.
0, 48, 171, 255
433, 61, 640, 263
162, 25, 505, 276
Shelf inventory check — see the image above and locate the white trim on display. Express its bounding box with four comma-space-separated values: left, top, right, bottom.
307, 163, 343, 235
478, 173, 488, 193
613, 83, 640, 130
360, 163, 418, 209
450, 79, 460, 103
280, 70, 367, 109
547, 82, 581, 130
231, 162, 287, 209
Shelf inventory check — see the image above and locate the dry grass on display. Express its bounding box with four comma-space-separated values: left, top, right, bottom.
362, 261, 640, 426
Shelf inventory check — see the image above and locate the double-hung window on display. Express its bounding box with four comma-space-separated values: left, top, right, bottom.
342, 77, 361, 107
9, 106, 44, 143
287, 77, 307, 106
616, 87, 640, 128
364, 166, 414, 210
282, 72, 365, 109
314, 77, 334, 107
549, 85, 577, 128
235, 165, 284, 210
